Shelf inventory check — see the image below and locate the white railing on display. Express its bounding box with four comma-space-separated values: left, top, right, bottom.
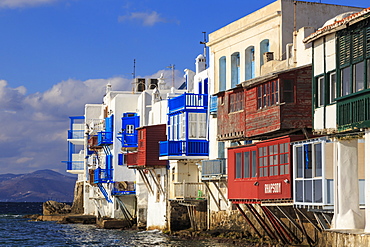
172, 181, 207, 199
86, 119, 105, 134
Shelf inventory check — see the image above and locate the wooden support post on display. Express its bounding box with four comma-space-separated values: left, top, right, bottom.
261, 206, 289, 245
246, 204, 277, 241
265, 206, 301, 244
212, 181, 228, 204
138, 170, 154, 194
294, 207, 314, 246
204, 182, 221, 211
148, 169, 165, 195
235, 204, 262, 238
296, 208, 322, 232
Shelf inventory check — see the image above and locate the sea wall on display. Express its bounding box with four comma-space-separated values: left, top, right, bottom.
209, 205, 370, 246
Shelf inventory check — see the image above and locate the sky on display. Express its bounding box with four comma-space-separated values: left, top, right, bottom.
0, 0, 369, 175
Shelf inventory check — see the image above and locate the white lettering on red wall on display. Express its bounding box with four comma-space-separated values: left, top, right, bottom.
264, 183, 281, 194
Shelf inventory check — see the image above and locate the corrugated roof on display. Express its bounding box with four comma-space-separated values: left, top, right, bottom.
303, 7, 370, 43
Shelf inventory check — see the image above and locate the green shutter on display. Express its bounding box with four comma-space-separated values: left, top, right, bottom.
366, 26, 370, 58
352, 29, 364, 63
338, 31, 351, 68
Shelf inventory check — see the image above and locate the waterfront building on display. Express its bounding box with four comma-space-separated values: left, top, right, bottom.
206, 0, 362, 244
124, 76, 184, 230
303, 7, 370, 231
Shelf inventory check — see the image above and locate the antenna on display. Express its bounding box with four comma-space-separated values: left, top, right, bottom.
200, 32, 207, 68
166, 64, 175, 88
133, 59, 136, 79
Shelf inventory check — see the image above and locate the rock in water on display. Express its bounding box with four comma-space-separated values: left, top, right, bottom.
43, 200, 71, 215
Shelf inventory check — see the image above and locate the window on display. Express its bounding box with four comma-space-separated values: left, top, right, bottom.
251, 151, 257, 178
353, 61, 365, 92
126, 124, 134, 134
294, 142, 324, 204
229, 91, 244, 113
257, 80, 279, 109
231, 52, 240, 88
188, 113, 207, 139
314, 143, 322, 177
235, 153, 242, 178
219, 56, 226, 91
245, 46, 255, 80
281, 79, 294, 103
329, 72, 336, 103
338, 25, 370, 96
316, 76, 325, 107
258, 147, 268, 177
243, 152, 250, 178
260, 39, 270, 66
304, 144, 312, 178
341, 66, 351, 96
234, 150, 256, 178
279, 143, 289, 175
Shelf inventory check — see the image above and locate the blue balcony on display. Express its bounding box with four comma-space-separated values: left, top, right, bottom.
65, 161, 84, 171
94, 168, 113, 183
98, 131, 113, 146
201, 159, 226, 181
159, 140, 209, 158
168, 93, 208, 114
68, 130, 84, 139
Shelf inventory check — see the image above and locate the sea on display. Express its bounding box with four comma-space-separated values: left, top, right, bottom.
0, 202, 236, 247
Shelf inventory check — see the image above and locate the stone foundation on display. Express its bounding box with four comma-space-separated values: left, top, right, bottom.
168, 200, 207, 231
71, 181, 84, 214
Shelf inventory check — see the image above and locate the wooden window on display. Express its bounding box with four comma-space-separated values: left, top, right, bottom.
235, 153, 242, 179
229, 91, 243, 112
341, 66, 351, 96
352, 29, 364, 63
258, 147, 268, 177
353, 61, 365, 92
257, 80, 279, 109
338, 31, 351, 68
329, 72, 336, 104
243, 152, 250, 178
281, 79, 294, 103
316, 76, 325, 107
279, 143, 289, 175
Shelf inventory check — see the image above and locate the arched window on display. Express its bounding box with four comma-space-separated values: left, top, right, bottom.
260, 39, 270, 66
231, 52, 240, 88
219, 56, 226, 91
245, 46, 255, 80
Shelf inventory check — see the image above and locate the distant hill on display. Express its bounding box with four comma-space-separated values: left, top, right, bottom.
0, 170, 76, 202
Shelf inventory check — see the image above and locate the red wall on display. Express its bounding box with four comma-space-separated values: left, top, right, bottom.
137, 124, 167, 167
218, 66, 312, 140
227, 135, 304, 202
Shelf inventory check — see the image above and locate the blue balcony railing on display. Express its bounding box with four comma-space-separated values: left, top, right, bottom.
98, 131, 113, 145
168, 93, 208, 114
94, 168, 113, 183
201, 159, 226, 180
159, 140, 209, 157
68, 130, 84, 139
65, 161, 84, 171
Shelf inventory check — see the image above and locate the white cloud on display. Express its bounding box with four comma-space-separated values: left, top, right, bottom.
118, 11, 167, 26
0, 0, 58, 8
0, 70, 184, 174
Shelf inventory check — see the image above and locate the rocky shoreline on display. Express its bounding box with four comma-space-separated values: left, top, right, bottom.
25, 201, 270, 246
168, 229, 270, 246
